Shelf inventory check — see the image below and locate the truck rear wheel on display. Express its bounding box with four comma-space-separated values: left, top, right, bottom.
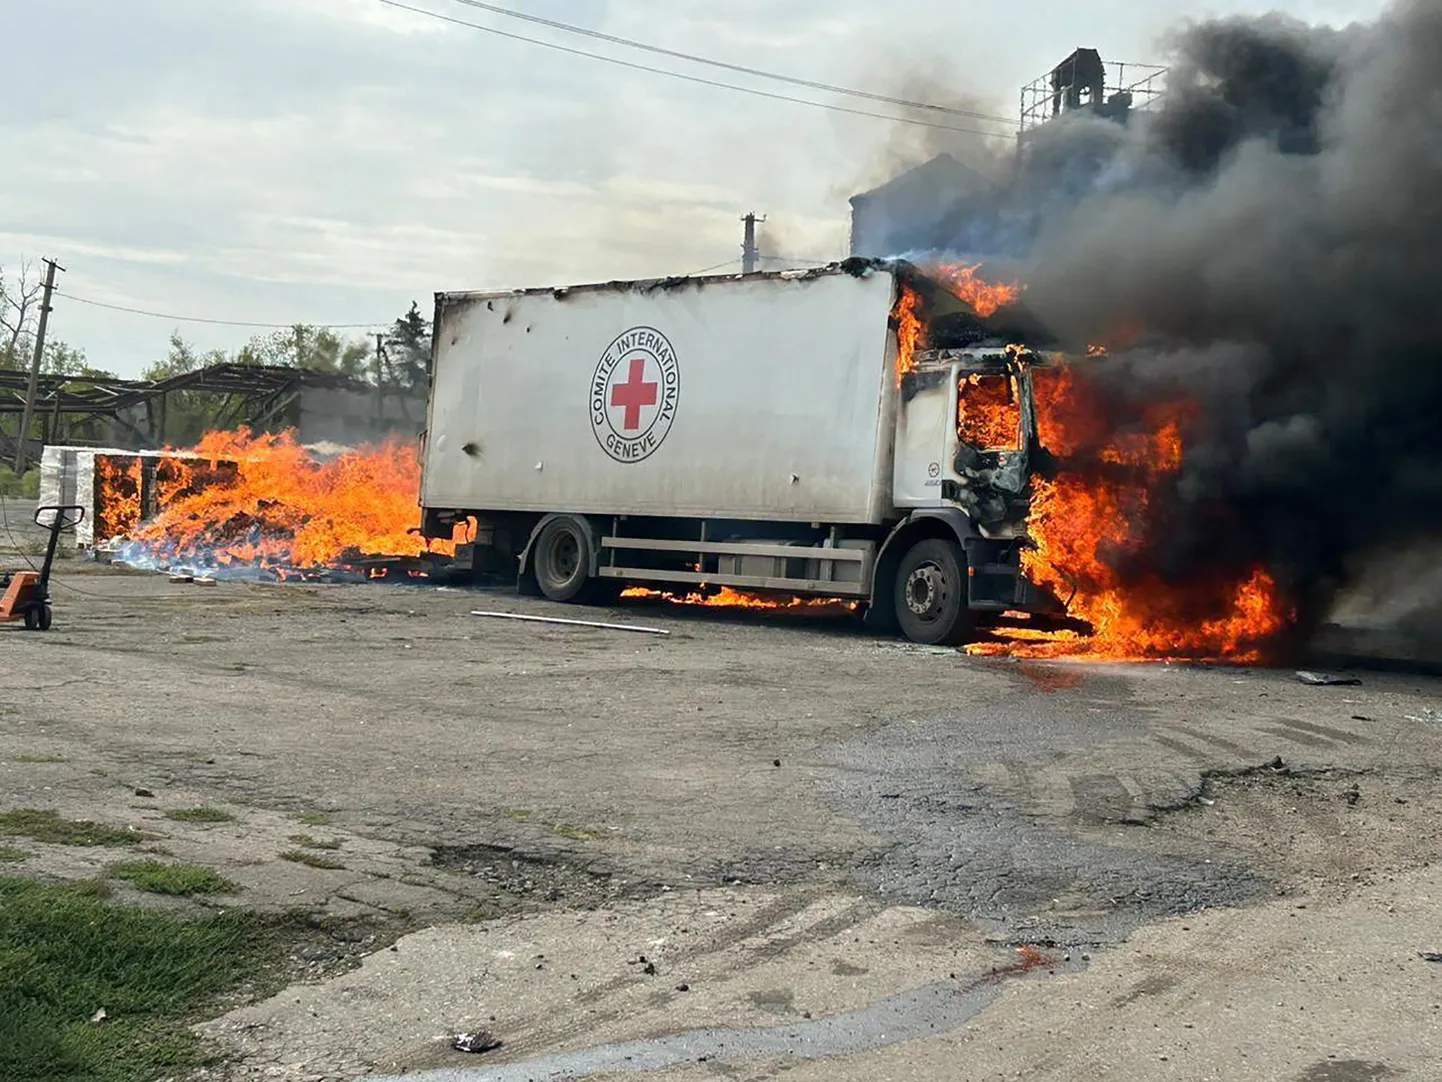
894, 538, 972, 646
533, 517, 592, 602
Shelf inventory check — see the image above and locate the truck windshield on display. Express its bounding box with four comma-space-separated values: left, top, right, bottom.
957, 372, 1021, 451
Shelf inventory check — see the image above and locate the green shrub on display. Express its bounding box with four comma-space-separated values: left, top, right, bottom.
0, 466, 40, 499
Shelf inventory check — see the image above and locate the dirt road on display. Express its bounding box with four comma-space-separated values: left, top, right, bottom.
3, 527, 1440, 1080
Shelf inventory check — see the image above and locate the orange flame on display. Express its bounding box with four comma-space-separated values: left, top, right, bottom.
971, 360, 1291, 662
928, 263, 1022, 317
115, 429, 454, 573
94, 456, 144, 542
957, 372, 1021, 450
892, 285, 924, 385
621, 586, 856, 611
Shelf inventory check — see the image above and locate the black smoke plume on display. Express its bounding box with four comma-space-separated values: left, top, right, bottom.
958, 1, 1442, 646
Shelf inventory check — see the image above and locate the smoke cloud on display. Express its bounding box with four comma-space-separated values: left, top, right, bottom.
901, 0, 1442, 644
1036, 0, 1441, 639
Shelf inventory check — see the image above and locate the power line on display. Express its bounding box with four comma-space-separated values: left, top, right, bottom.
55, 290, 382, 330
444, 0, 1018, 127
374, 0, 1016, 138
684, 258, 742, 276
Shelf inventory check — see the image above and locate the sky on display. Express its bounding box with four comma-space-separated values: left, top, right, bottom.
2, 0, 1389, 378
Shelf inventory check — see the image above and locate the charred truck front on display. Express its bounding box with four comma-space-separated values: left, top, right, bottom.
419, 260, 1063, 644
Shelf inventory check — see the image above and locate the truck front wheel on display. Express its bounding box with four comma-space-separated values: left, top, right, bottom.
533, 517, 593, 602
894, 539, 973, 645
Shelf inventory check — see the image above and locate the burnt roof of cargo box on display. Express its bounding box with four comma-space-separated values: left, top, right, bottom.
434, 257, 920, 306
433, 258, 1053, 348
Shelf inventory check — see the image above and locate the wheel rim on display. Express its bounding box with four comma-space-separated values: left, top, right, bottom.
904, 562, 950, 624
546, 531, 581, 584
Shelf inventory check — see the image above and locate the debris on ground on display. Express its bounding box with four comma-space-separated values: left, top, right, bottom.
1420, 952, 1442, 964
1346, 783, 1361, 807
471, 609, 670, 636
452, 1029, 503, 1054
134, 787, 155, 798
1295, 670, 1362, 686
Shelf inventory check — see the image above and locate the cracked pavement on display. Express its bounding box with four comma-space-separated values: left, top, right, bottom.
3, 518, 1441, 1080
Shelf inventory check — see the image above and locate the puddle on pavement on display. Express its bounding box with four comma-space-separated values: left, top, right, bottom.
370, 952, 1069, 1082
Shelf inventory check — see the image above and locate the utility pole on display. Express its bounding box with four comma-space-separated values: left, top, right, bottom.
740, 212, 766, 274
14, 258, 64, 473
374, 332, 386, 424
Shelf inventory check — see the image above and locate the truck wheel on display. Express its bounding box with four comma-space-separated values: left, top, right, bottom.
894, 539, 972, 645
532, 517, 592, 602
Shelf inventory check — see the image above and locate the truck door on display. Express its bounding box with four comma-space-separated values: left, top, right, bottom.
953, 354, 1030, 527
892, 368, 954, 507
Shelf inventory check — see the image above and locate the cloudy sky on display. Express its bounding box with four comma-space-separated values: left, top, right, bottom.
4, 0, 1387, 377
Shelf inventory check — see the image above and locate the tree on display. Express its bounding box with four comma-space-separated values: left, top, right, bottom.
0, 261, 42, 370
384, 302, 431, 390
235, 325, 370, 379
42, 340, 113, 380
139, 333, 234, 446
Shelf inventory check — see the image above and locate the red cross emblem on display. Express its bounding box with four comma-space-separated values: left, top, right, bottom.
610, 356, 659, 431
591, 326, 680, 464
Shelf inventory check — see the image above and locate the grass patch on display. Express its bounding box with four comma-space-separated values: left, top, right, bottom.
0, 846, 30, 862
0, 809, 146, 848
503, 808, 533, 821
0, 465, 40, 499
279, 850, 345, 871
163, 807, 235, 824
14, 755, 68, 764
461, 900, 507, 923
287, 833, 342, 850
111, 861, 240, 897
289, 810, 333, 826
0, 876, 280, 1082
550, 822, 601, 842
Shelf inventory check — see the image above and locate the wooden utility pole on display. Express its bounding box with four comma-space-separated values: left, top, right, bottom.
14, 258, 63, 473
374, 332, 386, 424
740, 212, 766, 274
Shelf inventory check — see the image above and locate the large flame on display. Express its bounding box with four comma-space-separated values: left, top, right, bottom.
928, 262, 1022, 317
113, 429, 454, 576
892, 285, 923, 385
971, 361, 1291, 661
957, 371, 1021, 450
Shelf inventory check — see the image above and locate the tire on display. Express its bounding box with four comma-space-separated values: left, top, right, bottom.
532, 517, 592, 602
24, 604, 50, 632
894, 538, 973, 645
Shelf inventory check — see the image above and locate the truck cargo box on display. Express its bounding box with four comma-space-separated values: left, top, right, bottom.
423, 266, 901, 525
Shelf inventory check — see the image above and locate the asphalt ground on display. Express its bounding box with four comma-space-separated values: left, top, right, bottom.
3, 496, 1440, 1081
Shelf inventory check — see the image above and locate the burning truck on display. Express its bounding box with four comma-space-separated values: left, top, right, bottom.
418, 258, 1073, 645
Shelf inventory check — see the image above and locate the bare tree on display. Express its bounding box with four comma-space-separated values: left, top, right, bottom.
0, 259, 42, 368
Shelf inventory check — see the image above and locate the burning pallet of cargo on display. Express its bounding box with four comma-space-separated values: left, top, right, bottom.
41, 431, 460, 583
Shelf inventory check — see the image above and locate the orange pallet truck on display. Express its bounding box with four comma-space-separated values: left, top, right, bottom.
1, 504, 85, 632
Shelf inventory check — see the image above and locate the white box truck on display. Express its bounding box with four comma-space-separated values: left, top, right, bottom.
419, 259, 1063, 644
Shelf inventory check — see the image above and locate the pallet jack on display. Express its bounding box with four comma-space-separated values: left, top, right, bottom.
1, 504, 85, 632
